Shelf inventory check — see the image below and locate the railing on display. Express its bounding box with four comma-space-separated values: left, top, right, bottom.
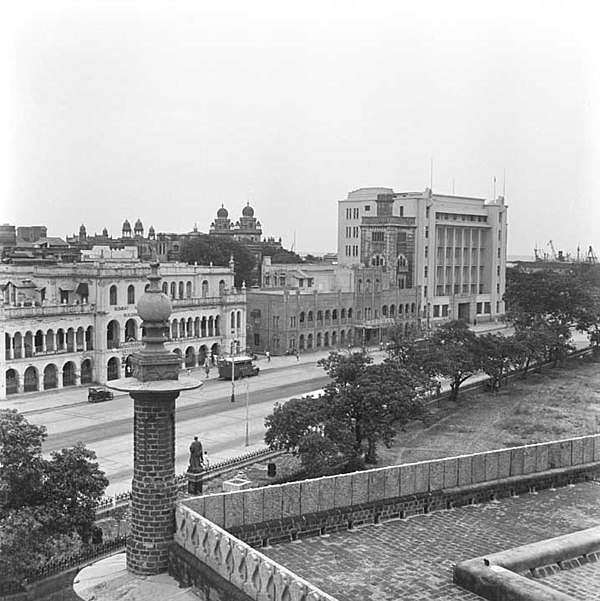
96, 447, 282, 515
174, 508, 338, 601
3, 304, 96, 319
0, 537, 127, 594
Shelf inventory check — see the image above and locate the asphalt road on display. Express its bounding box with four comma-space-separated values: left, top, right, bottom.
24, 361, 331, 495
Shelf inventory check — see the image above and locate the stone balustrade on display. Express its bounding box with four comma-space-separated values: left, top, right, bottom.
182, 434, 600, 531
174, 505, 338, 601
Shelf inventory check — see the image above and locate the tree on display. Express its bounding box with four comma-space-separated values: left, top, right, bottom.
476, 333, 518, 390
417, 320, 480, 402
265, 352, 430, 470
180, 234, 257, 287
0, 410, 108, 589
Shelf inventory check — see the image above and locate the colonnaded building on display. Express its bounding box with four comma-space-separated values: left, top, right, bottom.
0, 247, 246, 400
247, 187, 507, 355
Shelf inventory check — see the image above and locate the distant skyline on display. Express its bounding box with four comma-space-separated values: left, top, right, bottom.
1, 0, 599, 256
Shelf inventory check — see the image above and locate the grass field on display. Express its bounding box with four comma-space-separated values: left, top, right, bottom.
380, 357, 600, 466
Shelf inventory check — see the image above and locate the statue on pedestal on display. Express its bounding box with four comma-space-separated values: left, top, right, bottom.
188, 436, 204, 473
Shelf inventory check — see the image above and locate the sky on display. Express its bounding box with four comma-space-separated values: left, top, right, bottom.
1, 0, 599, 257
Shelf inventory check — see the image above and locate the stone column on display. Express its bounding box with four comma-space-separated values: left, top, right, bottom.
108, 259, 201, 577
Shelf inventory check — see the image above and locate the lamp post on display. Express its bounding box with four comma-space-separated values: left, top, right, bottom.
245, 379, 250, 446
230, 335, 239, 403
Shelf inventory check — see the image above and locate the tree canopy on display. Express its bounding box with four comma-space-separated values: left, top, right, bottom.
0, 410, 108, 589
180, 234, 257, 287
265, 351, 430, 473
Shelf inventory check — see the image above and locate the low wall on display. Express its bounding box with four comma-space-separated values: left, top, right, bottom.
182, 435, 600, 539
173, 506, 338, 601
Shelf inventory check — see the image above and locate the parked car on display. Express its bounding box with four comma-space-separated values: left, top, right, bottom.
88, 387, 114, 403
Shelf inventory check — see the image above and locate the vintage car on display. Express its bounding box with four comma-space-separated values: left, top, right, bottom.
88, 387, 114, 403
218, 356, 260, 380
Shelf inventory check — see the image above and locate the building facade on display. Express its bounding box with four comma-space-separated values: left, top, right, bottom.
246, 257, 420, 355
0, 255, 246, 400
338, 187, 508, 325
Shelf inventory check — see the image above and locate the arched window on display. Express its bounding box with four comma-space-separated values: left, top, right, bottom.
109, 285, 118, 305
332, 309, 338, 321
307, 311, 314, 322
236, 311, 241, 329
341, 308, 346, 319
382, 305, 388, 317
202, 280, 209, 298
162, 282, 168, 294
299, 311, 305, 323
219, 280, 226, 295
375, 279, 380, 292
366, 279, 371, 293
348, 308, 353, 319
231, 312, 235, 330
358, 279, 363, 293
390, 304, 396, 317
170, 282, 176, 299
186, 281, 192, 298
317, 310, 323, 322
178, 282, 184, 299
324, 310, 331, 321
127, 284, 135, 305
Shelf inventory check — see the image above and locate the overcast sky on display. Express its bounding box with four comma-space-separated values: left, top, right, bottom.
1, 0, 599, 257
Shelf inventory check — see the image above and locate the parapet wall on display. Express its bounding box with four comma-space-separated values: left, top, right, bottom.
182, 435, 600, 536
173, 435, 600, 601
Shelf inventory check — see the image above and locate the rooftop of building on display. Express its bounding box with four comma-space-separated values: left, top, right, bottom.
261, 480, 600, 601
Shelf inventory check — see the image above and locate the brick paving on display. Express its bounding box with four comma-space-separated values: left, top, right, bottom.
262, 481, 600, 601
536, 559, 600, 600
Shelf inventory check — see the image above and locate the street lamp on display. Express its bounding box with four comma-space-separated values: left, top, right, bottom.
245, 379, 250, 446
230, 336, 239, 403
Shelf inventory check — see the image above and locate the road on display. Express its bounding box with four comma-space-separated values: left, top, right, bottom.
23, 360, 331, 495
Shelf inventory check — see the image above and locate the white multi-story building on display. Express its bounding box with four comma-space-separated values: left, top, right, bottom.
338, 187, 507, 325
1, 252, 246, 400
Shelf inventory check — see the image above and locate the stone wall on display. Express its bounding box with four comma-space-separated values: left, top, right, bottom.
181, 435, 600, 544
173, 506, 337, 601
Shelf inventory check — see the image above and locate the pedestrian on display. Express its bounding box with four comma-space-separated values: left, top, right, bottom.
204, 359, 210, 379
294, 349, 299, 361
266, 350, 270, 362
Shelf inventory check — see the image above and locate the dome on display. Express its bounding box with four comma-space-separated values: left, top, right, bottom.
217, 204, 228, 219
242, 202, 254, 217
137, 289, 172, 322
134, 218, 143, 230
122, 219, 131, 231
102, 227, 108, 237
148, 225, 155, 234
79, 224, 87, 236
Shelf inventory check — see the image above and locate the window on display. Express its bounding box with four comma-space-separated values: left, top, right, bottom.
300, 311, 305, 323
290, 316, 296, 327
484, 302, 491, 314
279, 276, 286, 286
353, 208, 359, 219
497, 248, 501, 258
308, 278, 314, 287
273, 316, 280, 328
127, 285, 135, 305
308, 311, 314, 322
365, 205, 371, 211
254, 333, 260, 346
425, 226, 429, 239
399, 206, 404, 217
433, 305, 440, 318
442, 305, 449, 317
372, 231, 384, 242
425, 245, 428, 258
346, 226, 351, 237
264, 275, 270, 286
477, 302, 483, 314
424, 266, 428, 278
353, 226, 359, 237
426, 207, 430, 218
299, 278, 304, 287
109, 285, 118, 305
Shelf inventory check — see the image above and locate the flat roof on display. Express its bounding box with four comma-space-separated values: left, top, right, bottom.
262, 480, 600, 601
